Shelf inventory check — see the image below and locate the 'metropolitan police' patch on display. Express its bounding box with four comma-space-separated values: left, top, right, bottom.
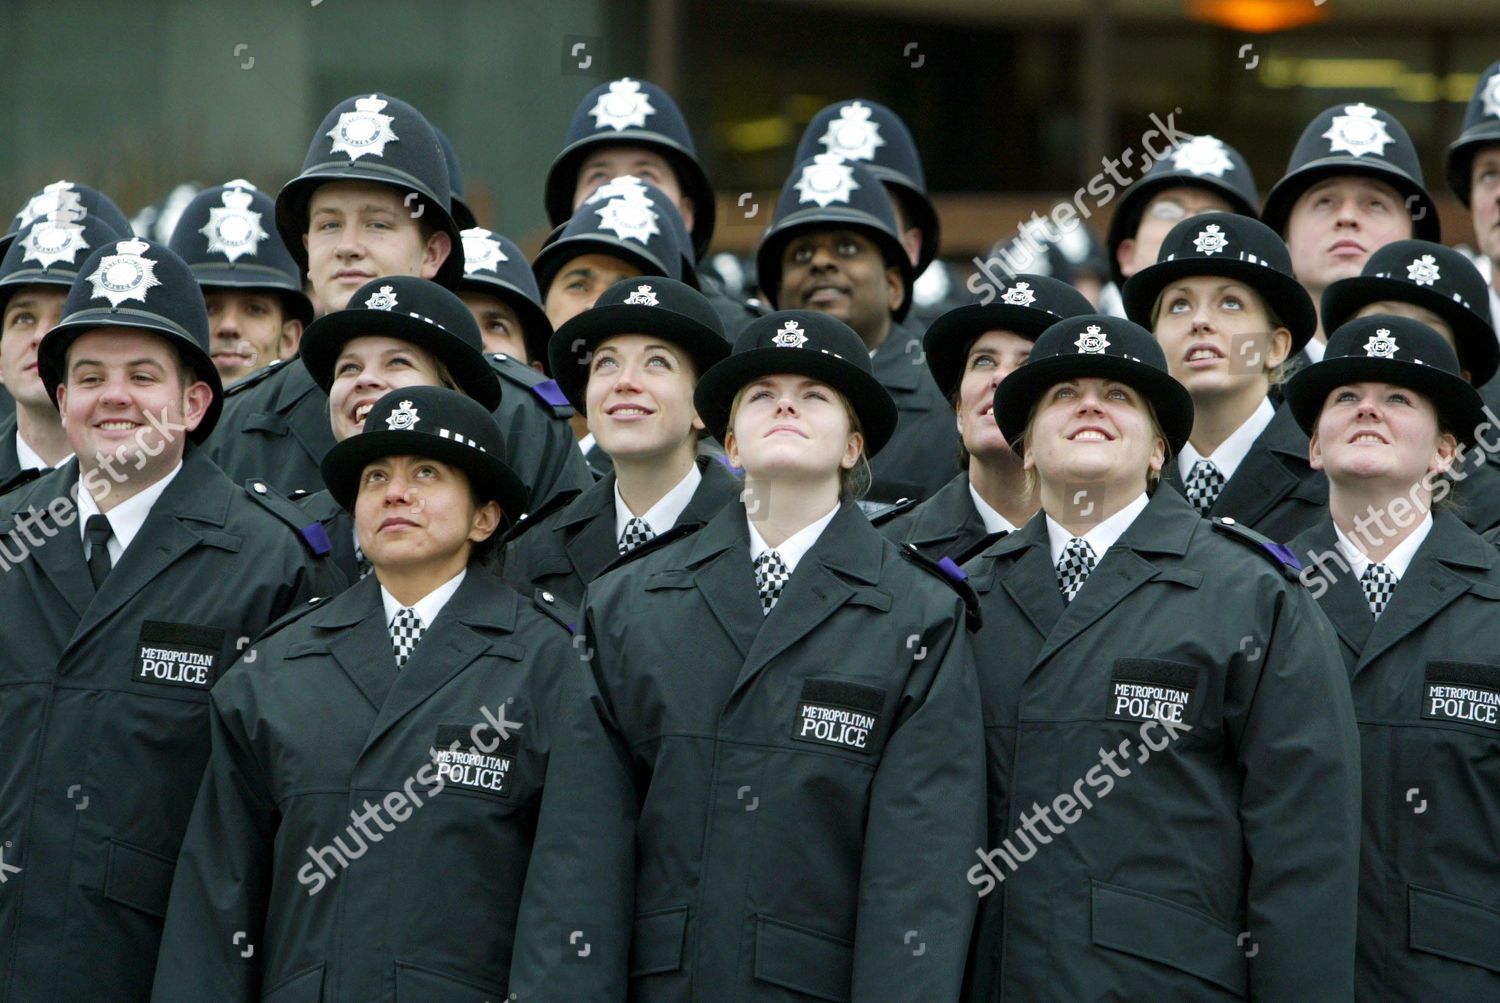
793, 679, 884, 753
431, 725, 517, 795
134, 621, 225, 691
1423, 662, 1500, 729
1108, 659, 1196, 723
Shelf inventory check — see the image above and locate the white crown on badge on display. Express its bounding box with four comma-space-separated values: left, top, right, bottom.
461, 228, 507, 275
16, 180, 84, 231
589, 78, 655, 132
327, 94, 399, 161
624, 284, 659, 306
1192, 223, 1228, 256
365, 285, 399, 311
1075, 324, 1109, 354
87, 238, 161, 308
1406, 254, 1440, 287
386, 400, 419, 430
21, 213, 90, 270
772, 319, 808, 348
1483, 72, 1500, 120
1364, 329, 1399, 359
1001, 282, 1037, 307
200, 184, 268, 263
1322, 103, 1394, 159
794, 153, 859, 208
595, 197, 660, 244
819, 102, 885, 162
1170, 135, 1234, 178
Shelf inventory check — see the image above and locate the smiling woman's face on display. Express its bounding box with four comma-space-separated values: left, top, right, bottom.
328, 336, 449, 443
1310, 380, 1454, 491
1023, 376, 1164, 499
725, 374, 861, 486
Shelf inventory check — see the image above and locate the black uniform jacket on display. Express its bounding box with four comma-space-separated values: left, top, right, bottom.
0, 412, 20, 487
0, 449, 338, 1002
869, 318, 963, 504
962, 488, 1361, 1002
877, 471, 997, 563
150, 571, 635, 1003
581, 500, 985, 1002
1293, 511, 1500, 999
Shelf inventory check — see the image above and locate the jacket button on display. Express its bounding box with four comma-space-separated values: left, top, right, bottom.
252, 482, 267, 494
542, 591, 555, 603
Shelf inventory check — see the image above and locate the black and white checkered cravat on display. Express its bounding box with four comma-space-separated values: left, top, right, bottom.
390, 607, 423, 668
753, 550, 790, 615
1184, 459, 1226, 516
1360, 563, 1397, 620
1056, 537, 1097, 604
618, 516, 654, 555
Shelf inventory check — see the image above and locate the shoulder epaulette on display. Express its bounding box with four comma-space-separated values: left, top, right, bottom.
224, 357, 287, 398
597, 521, 699, 577
245, 479, 333, 557
500, 487, 582, 546
531, 587, 578, 634
0, 466, 45, 499
1210, 516, 1303, 581
249, 595, 329, 648
863, 495, 918, 527
898, 542, 983, 632
955, 529, 1009, 566
487, 353, 575, 417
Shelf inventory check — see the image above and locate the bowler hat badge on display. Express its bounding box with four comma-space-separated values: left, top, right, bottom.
773, 320, 808, 348
624, 284, 659, 306
1001, 282, 1036, 307
1075, 324, 1110, 354
385, 400, 419, 430
1405, 254, 1440, 287
1192, 223, 1228, 256
365, 285, 399, 311
1364, 329, 1399, 359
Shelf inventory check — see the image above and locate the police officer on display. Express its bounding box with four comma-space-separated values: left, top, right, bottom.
757, 155, 959, 503
504, 277, 737, 610
0, 237, 340, 1003
580, 310, 984, 1000
1122, 212, 1325, 539
1281, 315, 1500, 999
0, 179, 133, 261
963, 314, 1360, 1000
457, 227, 552, 368
877, 273, 1093, 561
167, 179, 314, 386
1262, 102, 1438, 358
1447, 59, 1500, 326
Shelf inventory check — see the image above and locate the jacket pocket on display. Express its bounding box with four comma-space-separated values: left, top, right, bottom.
631, 905, 689, 977
1090, 880, 1247, 997
103, 838, 176, 919
753, 914, 854, 1003
395, 961, 504, 1002
1408, 883, 1500, 974
262, 962, 324, 1003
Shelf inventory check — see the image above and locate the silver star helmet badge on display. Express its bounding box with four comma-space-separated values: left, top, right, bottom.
794, 153, 859, 208
819, 101, 886, 162
461, 228, 508, 275
200, 183, 268, 263
1483, 71, 1500, 120
86, 238, 161, 308
1322, 103, 1394, 158
1364, 329, 1399, 359
16, 180, 84, 231
594, 197, 661, 244
21, 215, 90, 270
589, 78, 655, 132
327, 94, 399, 161
1406, 254, 1440, 287
772, 320, 808, 348
1192, 223, 1229, 256
1170, 135, 1234, 177
624, 284, 659, 306
584, 175, 654, 206
1075, 324, 1110, 354
385, 400, 419, 430
1001, 282, 1037, 307
364, 285, 399, 311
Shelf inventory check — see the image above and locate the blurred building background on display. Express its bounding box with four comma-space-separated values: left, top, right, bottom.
1, 0, 1496, 257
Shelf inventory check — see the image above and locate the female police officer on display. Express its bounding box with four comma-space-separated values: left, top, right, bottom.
1284, 315, 1500, 998
962, 314, 1360, 1001
152, 385, 632, 1002
578, 310, 984, 1001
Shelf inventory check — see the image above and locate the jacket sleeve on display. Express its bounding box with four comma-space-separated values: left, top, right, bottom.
151, 685, 276, 1003
1234, 584, 1360, 1000
851, 595, 986, 1002
507, 611, 637, 1002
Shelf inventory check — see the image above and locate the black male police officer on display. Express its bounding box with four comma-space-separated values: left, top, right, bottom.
0, 237, 340, 1002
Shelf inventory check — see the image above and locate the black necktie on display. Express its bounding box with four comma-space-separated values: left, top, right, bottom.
85, 514, 113, 590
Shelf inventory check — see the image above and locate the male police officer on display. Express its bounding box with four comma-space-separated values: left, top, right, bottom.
1448, 60, 1500, 330
0, 237, 340, 1002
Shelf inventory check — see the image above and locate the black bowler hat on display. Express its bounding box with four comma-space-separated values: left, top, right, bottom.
1122, 212, 1316, 354
1, 180, 132, 261
1262, 103, 1439, 242
39, 237, 224, 441
455, 227, 554, 369
275, 93, 463, 288
1106, 134, 1259, 286
531, 176, 686, 297
320, 385, 529, 528
0, 214, 126, 316
922, 274, 1094, 400
993, 314, 1195, 454
794, 99, 940, 274
299, 275, 501, 410
544, 77, 716, 260
549, 276, 729, 410
694, 310, 898, 456
434, 125, 478, 231
756, 156, 914, 321
1446, 60, 1500, 207
1322, 240, 1497, 387
1285, 315, 1486, 446
168, 180, 314, 326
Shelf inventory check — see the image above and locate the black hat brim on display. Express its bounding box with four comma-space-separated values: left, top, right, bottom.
1262, 159, 1440, 243
1321, 276, 1500, 387
1121, 256, 1318, 355
531, 235, 674, 300
756, 210, 915, 322
994, 353, 1195, 456
1106, 177, 1259, 287
187, 262, 316, 326
548, 304, 730, 411
693, 346, 898, 458
921, 303, 1053, 400
1285, 355, 1488, 447
1445, 129, 1500, 208
299, 309, 502, 410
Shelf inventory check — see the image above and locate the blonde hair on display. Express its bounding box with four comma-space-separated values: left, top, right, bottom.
726, 381, 872, 500
1149, 284, 1294, 391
